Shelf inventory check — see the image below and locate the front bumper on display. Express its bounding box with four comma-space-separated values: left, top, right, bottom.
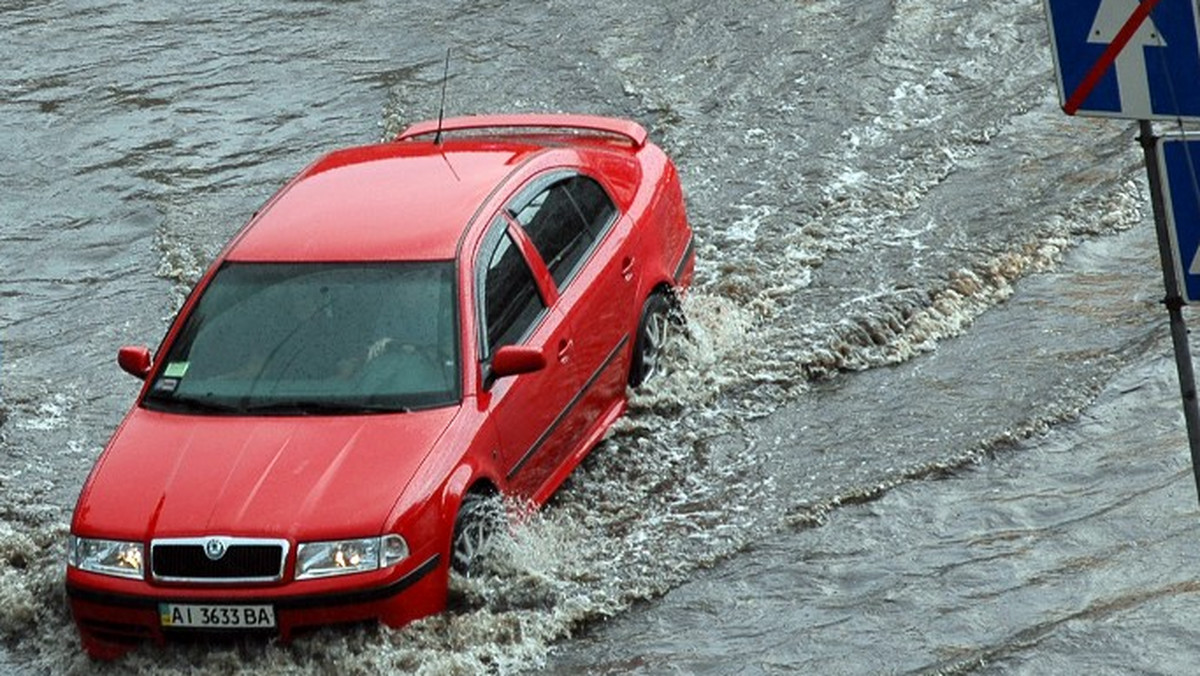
66, 553, 443, 658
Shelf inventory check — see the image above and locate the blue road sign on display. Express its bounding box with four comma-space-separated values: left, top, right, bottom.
1045, 0, 1200, 121
1159, 136, 1200, 302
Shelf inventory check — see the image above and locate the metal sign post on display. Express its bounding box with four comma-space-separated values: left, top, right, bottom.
1139, 123, 1200, 503
1045, 0, 1200, 503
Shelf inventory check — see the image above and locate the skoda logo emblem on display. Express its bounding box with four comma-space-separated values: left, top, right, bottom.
204, 537, 228, 561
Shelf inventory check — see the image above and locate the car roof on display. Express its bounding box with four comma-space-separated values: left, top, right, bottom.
225, 140, 545, 262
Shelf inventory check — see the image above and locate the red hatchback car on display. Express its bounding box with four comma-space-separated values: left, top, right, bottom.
65, 114, 694, 659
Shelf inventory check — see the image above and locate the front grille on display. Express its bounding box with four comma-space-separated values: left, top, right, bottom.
151, 537, 288, 582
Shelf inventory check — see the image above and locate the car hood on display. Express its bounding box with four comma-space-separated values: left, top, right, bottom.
74, 406, 459, 542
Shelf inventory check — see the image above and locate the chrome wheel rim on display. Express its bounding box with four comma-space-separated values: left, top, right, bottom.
641, 308, 670, 382
451, 495, 502, 576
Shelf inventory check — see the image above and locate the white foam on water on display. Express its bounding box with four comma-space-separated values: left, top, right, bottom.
12, 393, 72, 432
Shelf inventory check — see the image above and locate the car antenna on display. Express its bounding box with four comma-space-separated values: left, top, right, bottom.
433, 47, 451, 146
431, 47, 461, 181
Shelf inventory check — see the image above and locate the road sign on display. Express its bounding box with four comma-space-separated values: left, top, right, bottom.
1159, 135, 1200, 302
1045, 0, 1200, 121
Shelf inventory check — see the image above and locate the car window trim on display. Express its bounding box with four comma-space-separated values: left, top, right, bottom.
502, 212, 559, 306
474, 219, 552, 362
505, 171, 622, 293
504, 168, 578, 217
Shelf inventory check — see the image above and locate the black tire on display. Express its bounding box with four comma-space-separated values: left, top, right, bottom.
629, 292, 674, 389
450, 491, 504, 577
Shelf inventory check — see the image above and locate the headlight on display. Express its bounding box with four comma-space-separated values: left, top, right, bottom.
67, 535, 145, 580
295, 535, 409, 580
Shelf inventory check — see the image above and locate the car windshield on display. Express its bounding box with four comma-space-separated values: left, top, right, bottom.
145, 261, 460, 415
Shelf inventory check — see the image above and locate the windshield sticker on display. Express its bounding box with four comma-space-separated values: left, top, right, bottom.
153, 378, 179, 394
163, 362, 189, 378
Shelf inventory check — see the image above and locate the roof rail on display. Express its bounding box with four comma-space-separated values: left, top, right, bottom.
396, 113, 648, 148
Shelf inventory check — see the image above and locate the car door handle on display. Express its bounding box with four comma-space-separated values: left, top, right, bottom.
557, 338, 574, 364
621, 256, 635, 281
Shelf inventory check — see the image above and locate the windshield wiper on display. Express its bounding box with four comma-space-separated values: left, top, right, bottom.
143, 394, 245, 414
238, 400, 410, 415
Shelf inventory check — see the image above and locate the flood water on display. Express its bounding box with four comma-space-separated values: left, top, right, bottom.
2, 0, 1198, 673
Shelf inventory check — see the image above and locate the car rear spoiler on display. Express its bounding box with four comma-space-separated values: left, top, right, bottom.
396, 113, 648, 149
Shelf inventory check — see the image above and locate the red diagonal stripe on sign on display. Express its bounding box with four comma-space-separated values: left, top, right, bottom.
1064, 0, 1163, 115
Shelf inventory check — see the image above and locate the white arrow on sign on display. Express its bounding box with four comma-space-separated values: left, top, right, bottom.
1088, 0, 1167, 117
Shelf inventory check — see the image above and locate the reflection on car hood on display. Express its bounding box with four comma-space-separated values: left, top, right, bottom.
75, 406, 459, 541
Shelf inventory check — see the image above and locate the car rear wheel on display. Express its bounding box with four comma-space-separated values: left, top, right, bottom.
629, 292, 675, 389
450, 491, 504, 577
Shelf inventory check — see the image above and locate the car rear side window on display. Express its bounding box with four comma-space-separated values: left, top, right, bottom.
567, 175, 617, 240
512, 175, 617, 288
481, 227, 546, 356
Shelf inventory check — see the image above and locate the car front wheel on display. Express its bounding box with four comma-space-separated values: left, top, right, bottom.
450, 491, 503, 577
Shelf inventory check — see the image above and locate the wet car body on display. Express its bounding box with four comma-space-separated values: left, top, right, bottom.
65, 113, 694, 659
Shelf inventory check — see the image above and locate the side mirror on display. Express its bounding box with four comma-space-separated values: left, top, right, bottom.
490, 345, 546, 381
117, 345, 152, 380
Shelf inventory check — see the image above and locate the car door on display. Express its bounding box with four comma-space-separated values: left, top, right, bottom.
508, 172, 637, 462
475, 214, 583, 499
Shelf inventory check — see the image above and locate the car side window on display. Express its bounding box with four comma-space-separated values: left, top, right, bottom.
512, 175, 617, 288
480, 224, 546, 356
567, 175, 617, 241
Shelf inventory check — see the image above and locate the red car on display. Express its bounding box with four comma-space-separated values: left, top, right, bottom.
65, 113, 694, 659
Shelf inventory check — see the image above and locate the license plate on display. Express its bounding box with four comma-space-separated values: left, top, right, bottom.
159, 603, 276, 629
